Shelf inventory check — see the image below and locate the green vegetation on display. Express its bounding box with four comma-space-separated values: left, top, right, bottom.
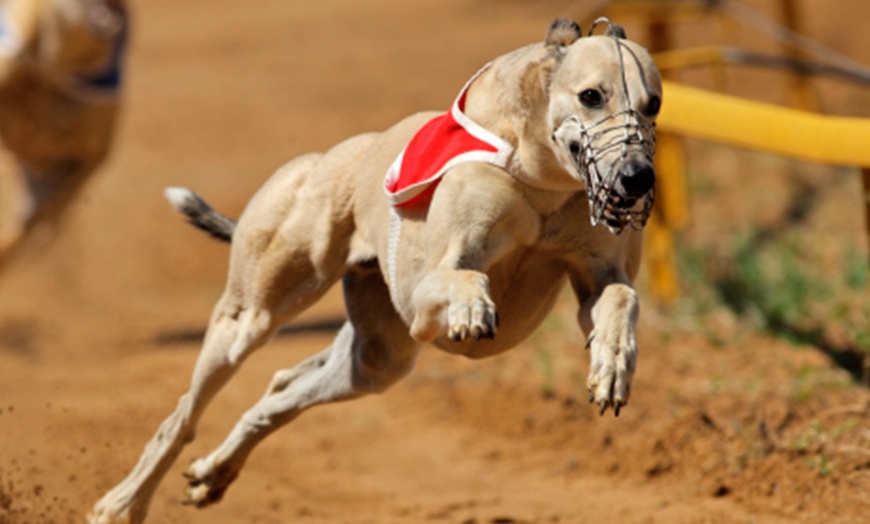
674, 223, 869, 385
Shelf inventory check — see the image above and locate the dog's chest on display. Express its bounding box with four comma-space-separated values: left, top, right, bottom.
534, 194, 614, 256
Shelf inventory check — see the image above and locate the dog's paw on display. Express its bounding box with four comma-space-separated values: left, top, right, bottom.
586, 327, 637, 417
447, 294, 498, 341
411, 269, 498, 342
182, 457, 238, 508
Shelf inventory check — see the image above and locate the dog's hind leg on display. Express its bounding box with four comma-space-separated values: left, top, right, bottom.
89, 286, 344, 523
89, 154, 356, 524
183, 262, 419, 507
87, 293, 288, 524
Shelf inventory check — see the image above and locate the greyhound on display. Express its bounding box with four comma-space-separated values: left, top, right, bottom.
89, 18, 661, 523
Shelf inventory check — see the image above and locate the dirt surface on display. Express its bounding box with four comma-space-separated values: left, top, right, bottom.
1, 1, 869, 523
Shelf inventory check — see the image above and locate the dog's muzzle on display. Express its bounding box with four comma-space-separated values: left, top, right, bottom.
554, 109, 656, 234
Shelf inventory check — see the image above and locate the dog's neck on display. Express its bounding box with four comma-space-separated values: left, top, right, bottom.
461, 44, 586, 214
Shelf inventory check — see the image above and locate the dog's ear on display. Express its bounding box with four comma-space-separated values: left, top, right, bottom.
604, 23, 627, 39
545, 18, 581, 47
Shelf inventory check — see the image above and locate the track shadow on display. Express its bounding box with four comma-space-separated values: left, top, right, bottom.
151, 317, 346, 347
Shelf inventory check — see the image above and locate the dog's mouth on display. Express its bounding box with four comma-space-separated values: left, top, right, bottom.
560, 109, 656, 234
591, 184, 654, 233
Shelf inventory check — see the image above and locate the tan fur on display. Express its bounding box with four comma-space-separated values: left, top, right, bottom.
89, 20, 662, 524
0, 0, 126, 270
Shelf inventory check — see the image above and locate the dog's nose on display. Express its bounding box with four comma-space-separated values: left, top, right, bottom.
616, 160, 655, 197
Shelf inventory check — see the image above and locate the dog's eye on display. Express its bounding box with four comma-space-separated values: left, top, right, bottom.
579, 89, 603, 109
644, 95, 661, 117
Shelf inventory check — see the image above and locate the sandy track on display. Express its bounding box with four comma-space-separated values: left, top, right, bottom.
1, 1, 868, 523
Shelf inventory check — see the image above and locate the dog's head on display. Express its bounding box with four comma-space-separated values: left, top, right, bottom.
542, 18, 662, 234
36, 0, 127, 82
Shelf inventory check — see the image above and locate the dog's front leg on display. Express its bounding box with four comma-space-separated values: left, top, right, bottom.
404, 164, 539, 344
571, 270, 639, 416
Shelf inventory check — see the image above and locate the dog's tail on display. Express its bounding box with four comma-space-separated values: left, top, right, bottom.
164, 187, 236, 243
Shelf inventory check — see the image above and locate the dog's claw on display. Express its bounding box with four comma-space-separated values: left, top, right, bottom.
598, 401, 608, 416
614, 401, 622, 417
445, 290, 497, 342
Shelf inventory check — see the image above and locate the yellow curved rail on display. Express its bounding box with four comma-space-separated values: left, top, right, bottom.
653, 80, 870, 297
658, 81, 870, 167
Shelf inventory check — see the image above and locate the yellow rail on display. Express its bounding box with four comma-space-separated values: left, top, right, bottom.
657, 81, 870, 168
654, 80, 870, 297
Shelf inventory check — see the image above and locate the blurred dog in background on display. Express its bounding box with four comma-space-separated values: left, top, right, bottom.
0, 0, 127, 271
